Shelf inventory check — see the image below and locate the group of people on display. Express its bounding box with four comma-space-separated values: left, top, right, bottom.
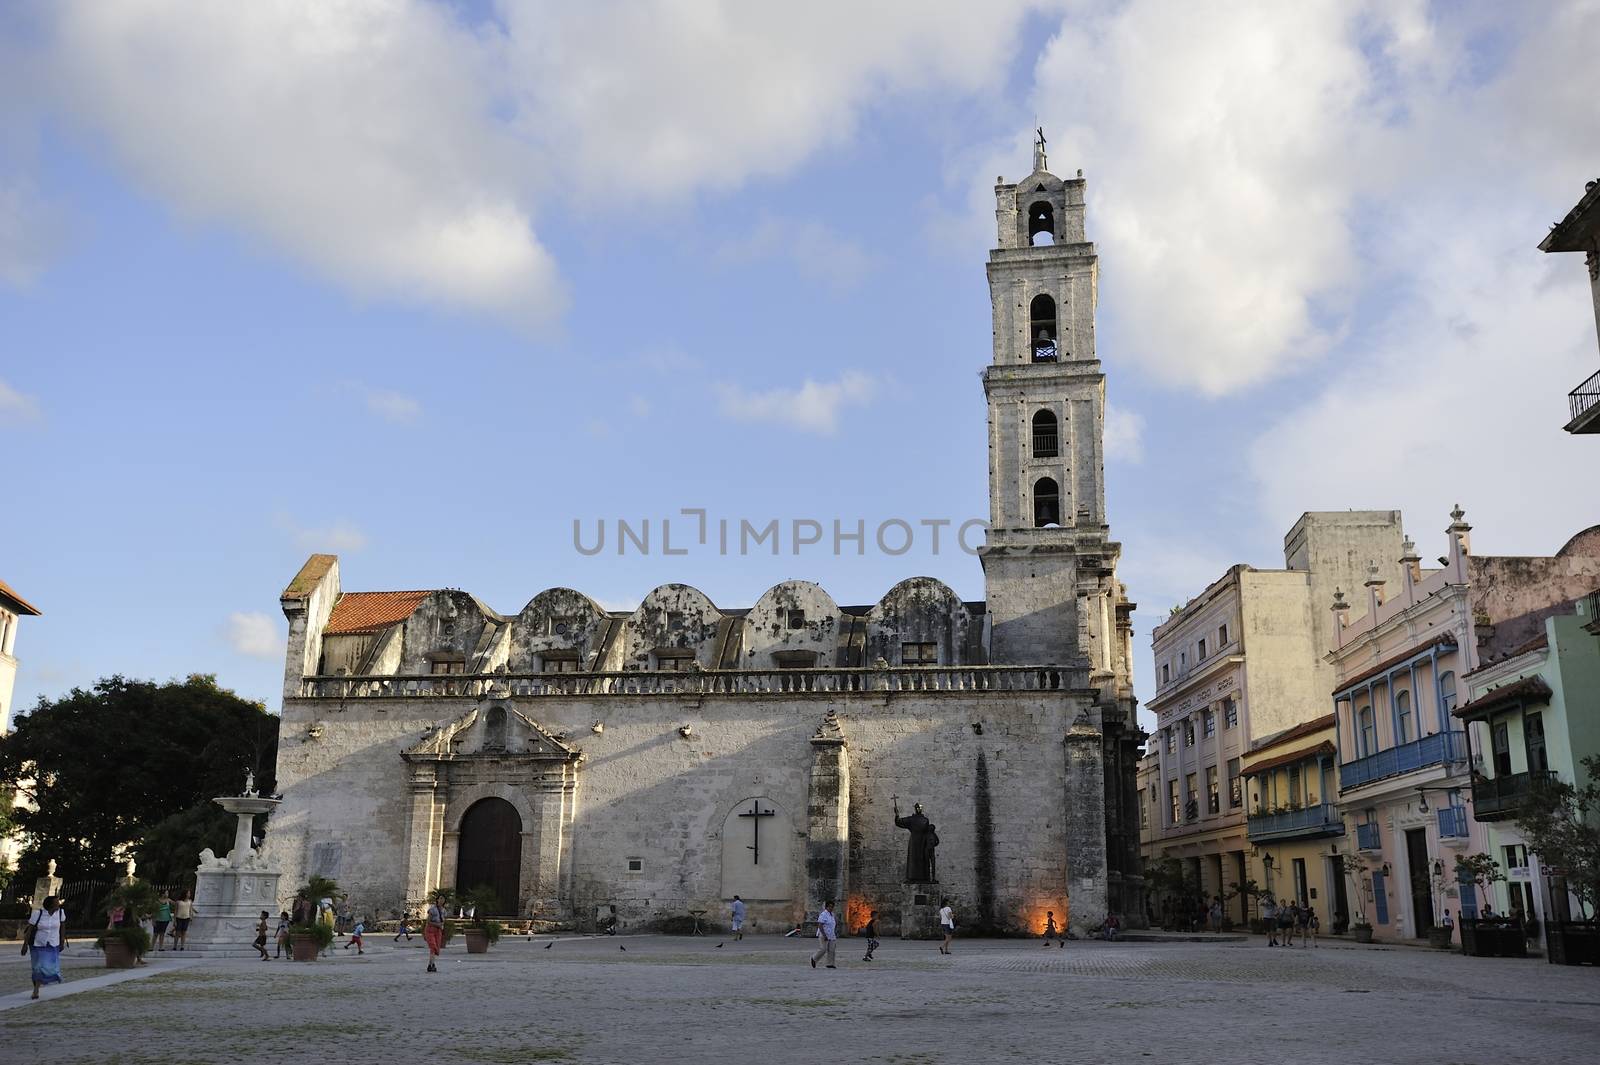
804, 896, 957, 969
1260, 896, 1319, 947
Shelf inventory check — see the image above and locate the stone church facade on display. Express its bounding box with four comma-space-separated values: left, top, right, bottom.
266, 141, 1143, 936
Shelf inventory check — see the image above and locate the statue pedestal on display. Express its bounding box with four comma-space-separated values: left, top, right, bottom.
184, 791, 284, 955
900, 883, 940, 940
31, 873, 62, 910
185, 865, 284, 955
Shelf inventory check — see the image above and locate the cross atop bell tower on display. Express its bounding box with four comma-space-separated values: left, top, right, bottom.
979, 137, 1125, 676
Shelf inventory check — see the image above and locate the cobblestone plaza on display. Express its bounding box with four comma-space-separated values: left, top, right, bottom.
2, 934, 1594, 1064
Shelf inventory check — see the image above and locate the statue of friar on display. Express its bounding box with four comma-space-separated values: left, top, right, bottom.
893, 797, 939, 883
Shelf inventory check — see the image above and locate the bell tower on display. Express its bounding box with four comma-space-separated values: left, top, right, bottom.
980, 132, 1130, 679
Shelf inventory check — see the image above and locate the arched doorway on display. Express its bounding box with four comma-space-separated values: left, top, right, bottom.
456, 797, 522, 915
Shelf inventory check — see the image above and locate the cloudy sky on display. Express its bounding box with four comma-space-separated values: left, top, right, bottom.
3, 1, 1597, 730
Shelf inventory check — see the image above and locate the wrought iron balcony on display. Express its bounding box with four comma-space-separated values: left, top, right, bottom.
1247, 802, 1345, 843
1356, 821, 1382, 851
1471, 770, 1557, 822
1436, 805, 1470, 839
1568, 367, 1600, 434
1339, 730, 1468, 790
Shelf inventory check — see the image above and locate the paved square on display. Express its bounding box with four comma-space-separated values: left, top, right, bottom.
2, 933, 1594, 1064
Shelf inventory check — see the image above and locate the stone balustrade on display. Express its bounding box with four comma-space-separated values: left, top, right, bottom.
300, 664, 1091, 699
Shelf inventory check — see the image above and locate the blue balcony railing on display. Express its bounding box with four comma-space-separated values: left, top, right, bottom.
1340, 730, 1468, 790
1248, 802, 1346, 843
1356, 822, 1382, 851
1437, 805, 1470, 839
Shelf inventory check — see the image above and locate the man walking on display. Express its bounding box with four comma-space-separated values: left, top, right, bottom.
810, 900, 838, 969
1262, 896, 1279, 946
730, 896, 746, 942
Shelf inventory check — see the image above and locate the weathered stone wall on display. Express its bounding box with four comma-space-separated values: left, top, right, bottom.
266, 687, 1106, 937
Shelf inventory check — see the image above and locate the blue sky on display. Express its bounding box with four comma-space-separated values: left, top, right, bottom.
3, 1, 1598, 730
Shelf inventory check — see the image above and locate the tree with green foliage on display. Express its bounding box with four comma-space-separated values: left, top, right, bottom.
1516, 755, 1600, 920
0, 674, 278, 884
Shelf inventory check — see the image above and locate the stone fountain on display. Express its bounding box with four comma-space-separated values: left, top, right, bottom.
183, 771, 284, 954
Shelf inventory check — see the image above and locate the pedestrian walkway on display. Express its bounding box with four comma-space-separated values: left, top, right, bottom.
1, 935, 1593, 1062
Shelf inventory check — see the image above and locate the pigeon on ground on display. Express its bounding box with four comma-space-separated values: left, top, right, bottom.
544, 942, 553, 950
619, 945, 627, 952
715, 943, 724, 949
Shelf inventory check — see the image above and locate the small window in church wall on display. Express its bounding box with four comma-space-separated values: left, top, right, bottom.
1029, 294, 1058, 361
430, 657, 466, 675
1033, 477, 1060, 527
1028, 201, 1056, 245
626, 857, 643, 873
786, 609, 806, 630
1031, 410, 1059, 457
901, 641, 937, 665
655, 652, 695, 671
541, 654, 580, 674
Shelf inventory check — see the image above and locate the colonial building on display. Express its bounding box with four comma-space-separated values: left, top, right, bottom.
1241, 715, 1346, 930
264, 138, 1143, 937
1540, 177, 1600, 434
1455, 591, 1600, 934
0, 577, 41, 872
1141, 511, 1403, 924
1329, 510, 1600, 941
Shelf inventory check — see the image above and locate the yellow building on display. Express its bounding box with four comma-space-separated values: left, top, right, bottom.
1241, 715, 1352, 932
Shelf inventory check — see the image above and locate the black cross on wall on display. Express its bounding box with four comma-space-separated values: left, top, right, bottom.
738, 799, 776, 865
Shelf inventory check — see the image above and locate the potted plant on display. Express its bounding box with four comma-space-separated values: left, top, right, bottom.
1455, 853, 1523, 957
94, 925, 153, 968
459, 885, 504, 955
289, 875, 341, 961
1345, 855, 1375, 942
1513, 755, 1600, 965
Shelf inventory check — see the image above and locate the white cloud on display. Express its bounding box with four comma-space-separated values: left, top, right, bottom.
363, 388, 422, 424
277, 515, 369, 553
628, 395, 651, 418
223, 611, 281, 659
41, 1, 561, 323
20, 0, 1049, 323
714, 371, 877, 436
1031, 2, 1406, 395
1103, 402, 1144, 463
0, 376, 42, 424
715, 216, 879, 290
0, 177, 68, 287
1247, 4, 1600, 558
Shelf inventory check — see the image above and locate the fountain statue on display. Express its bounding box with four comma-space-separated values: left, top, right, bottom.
182, 771, 284, 954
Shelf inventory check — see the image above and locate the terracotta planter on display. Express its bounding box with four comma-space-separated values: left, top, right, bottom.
290, 933, 322, 962
102, 939, 138, 969
1352, 925, 1374, 943
463, 928, 491, 955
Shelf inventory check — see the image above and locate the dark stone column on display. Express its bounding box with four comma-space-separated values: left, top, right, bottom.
1064, 710, 1108, 936
806, 710, 849, 915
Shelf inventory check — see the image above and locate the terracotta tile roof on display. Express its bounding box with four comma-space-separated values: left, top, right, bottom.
1453, 674, 1553, 721
1334, 637, 1457, 695
1243, 742, 1336, 778
324, 591, 432, 635
0, 577, 40, 616
1250, 714, 1336, 753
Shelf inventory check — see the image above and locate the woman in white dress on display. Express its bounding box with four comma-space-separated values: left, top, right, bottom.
24, 895, 67, 1000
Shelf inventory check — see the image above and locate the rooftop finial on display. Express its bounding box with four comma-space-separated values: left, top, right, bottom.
1034, 125, 1048, 172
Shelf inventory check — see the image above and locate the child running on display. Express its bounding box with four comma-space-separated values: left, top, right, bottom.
254, 911, 271, 960
343, 917, 365, 954
861, 911, 880, 962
